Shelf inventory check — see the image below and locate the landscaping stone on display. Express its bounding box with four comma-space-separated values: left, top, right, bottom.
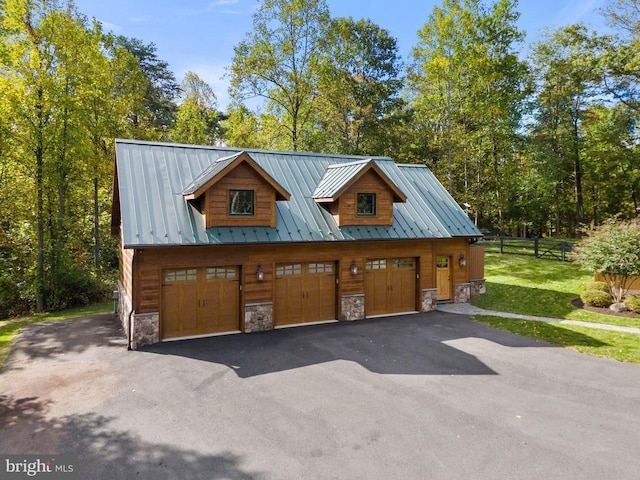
610, 302, 628, 313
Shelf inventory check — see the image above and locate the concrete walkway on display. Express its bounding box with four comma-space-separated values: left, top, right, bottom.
437, 303, 640, 334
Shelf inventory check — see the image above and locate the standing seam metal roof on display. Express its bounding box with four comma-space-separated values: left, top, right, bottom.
312, 160, 370, 199
114, 139, 482, 247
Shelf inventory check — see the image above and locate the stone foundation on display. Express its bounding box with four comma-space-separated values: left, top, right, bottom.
470, 278, 486, 296
454, 283, 471, 303
421, 288, 438, 312
131, 312, 160, 349
245, 302, 273, 332
341, 294, 365, 321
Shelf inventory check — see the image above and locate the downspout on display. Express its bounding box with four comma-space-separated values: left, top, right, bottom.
127, 303, 134, 351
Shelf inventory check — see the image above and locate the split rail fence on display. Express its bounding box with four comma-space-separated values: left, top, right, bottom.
478, 236, 574, 262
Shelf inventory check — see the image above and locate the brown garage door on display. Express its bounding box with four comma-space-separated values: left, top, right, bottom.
161, 266, 240, 339
365, 258, 416, 316
274, 262, 336, 326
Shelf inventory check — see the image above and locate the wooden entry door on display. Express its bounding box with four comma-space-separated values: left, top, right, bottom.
365, 258, 416, 316
274, 262, 336, 326
436, 256, 452, 301
162, 266, 240, 339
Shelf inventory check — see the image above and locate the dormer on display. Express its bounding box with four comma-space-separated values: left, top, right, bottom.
183, 152, 290, 228
313, 159, 406, 226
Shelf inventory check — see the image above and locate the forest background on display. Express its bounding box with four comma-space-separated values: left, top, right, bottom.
0, 0, 638, 315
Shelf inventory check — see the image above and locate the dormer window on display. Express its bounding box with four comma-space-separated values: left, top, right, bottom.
357, 193, 376, 216
229, 190, 254, 216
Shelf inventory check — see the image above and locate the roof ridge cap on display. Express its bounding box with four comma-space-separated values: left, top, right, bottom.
215, 151, 243, 163
326, 158, 373, 169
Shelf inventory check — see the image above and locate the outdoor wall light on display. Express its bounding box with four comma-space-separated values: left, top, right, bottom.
256, 264, 265, 282
459, 254, 467, 268
350, 260, 359, 276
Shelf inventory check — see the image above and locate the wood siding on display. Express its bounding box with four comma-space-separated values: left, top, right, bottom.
595, 272, 640, 291
130, 238, 472, 324
206, 161, 276, 228
339, 170, 394, 226
119, 231, 134, 299
469, 245, 485, 280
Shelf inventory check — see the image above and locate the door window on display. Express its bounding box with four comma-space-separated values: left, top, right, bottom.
436, 257, 449, 268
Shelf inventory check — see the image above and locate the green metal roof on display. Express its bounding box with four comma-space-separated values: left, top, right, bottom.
312, 160, 370, 199
113, 139, 482, 247
181, 152, 241, 196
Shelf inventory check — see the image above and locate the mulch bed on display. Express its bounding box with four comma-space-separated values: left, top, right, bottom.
571, 298, 640, 320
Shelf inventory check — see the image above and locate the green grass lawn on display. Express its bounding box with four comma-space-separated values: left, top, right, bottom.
472, 254, 640, 363
0, 302, 112, 370
475, 315, 640, 363
472, 253, 640, 328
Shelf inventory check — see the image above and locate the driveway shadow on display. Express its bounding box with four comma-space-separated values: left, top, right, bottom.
142, 312, 544, 378
2, 314, 126, 372
0, 394, 264, 480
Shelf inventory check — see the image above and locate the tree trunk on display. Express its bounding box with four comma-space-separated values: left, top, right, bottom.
554, 183, 561, 236
35, 90, 45, 312
572, 112, 584, 231
93, 174, 101, 273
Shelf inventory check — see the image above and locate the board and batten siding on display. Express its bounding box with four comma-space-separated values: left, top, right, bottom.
469, 245, 485, 281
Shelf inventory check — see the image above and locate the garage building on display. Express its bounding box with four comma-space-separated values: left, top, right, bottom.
111, 139, 484, 348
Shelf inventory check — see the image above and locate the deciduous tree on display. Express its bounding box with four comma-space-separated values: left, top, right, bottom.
228, 0, 330, 151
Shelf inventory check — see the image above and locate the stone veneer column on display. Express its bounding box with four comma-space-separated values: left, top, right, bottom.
341, 294, 365, 321
470, 279, 486, 296
131, 312, 160, 348
421, 288, 438, 312
454, 283, 471, 303
245, 302, 273, 332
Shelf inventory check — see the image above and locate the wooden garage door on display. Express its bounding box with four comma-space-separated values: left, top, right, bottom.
161, 266, 240, 339
274, 262, 336, 326
365, 258, 416, 316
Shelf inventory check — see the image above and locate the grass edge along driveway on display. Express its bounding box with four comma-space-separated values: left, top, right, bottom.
0, 302, 112, 370
472, 253, 640, 363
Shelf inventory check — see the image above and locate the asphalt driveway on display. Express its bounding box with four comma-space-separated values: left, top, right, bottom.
1, 312, 640, 479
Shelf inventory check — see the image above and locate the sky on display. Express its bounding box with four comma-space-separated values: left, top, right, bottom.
72, 0, 613, 109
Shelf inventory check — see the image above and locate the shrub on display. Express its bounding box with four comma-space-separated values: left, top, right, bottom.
572, 219, 640, 302
585, 281, 610, 293
0, 277, 27, 319
624, 295, 640, 313
45, 265, 111, 311
580, 289, 613, 308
